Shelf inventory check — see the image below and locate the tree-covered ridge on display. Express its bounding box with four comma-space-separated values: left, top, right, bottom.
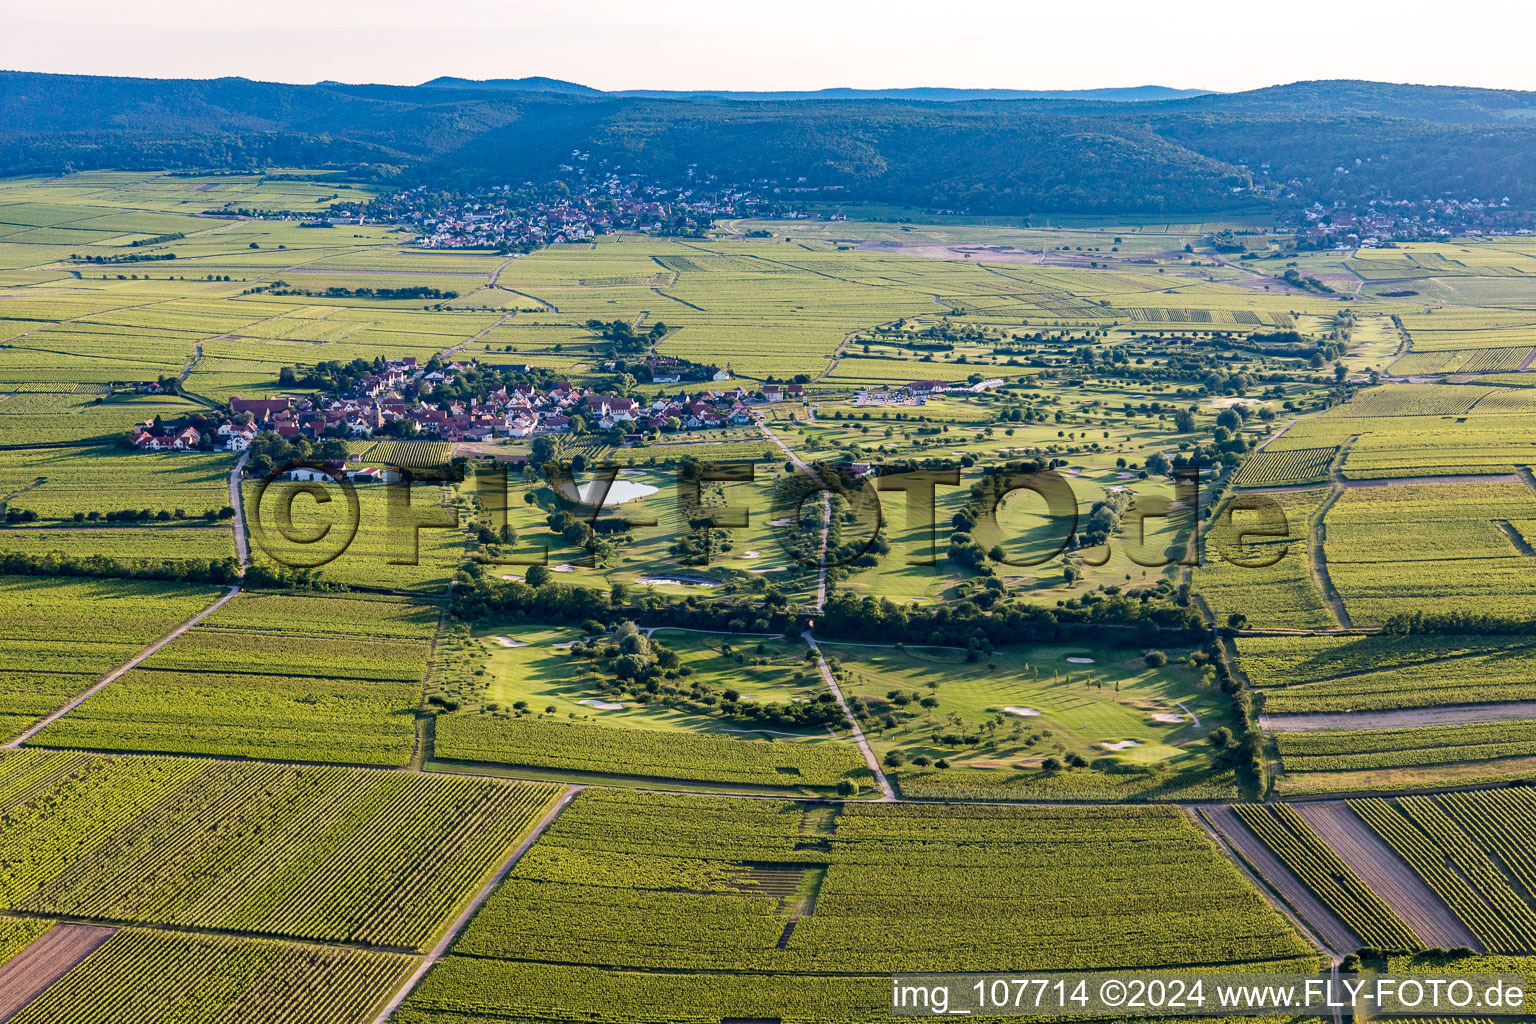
10, 72, 1536, 213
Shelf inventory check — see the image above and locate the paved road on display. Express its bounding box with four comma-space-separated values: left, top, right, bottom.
4, 585, 241, 750
367, 784, 583, 1024
228, 450, 250, 567
804, 630, 893, 801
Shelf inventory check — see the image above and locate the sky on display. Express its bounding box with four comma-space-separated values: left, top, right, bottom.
5, 0, 1536, 93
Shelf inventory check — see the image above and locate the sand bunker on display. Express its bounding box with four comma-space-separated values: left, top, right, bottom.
741, 550, 762, 558
551, 564, 576, 573
634, 574, 721, 588
1066, 656, 1095, 664
1150, 713, 1186, 725
1003, 706, 1041, 717
578, 698, 623, 711
1101, 740, 1144, 752
500, 574, 524, 582
492, 636, 528, 648
768, 517, 794, 527
749, 566, 788, 574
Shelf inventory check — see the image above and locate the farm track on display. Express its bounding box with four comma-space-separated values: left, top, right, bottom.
1196, 806, 1356, 959
366, 784, 584, 1024
1252, 418, 1298, 452
443, 310, 517, 359
228, 450, 249, 567
804, 630, 893, 802
1291, 802, 1482, 950
0, 924, 115, 1023
1235, 472, 1524, 494
1307, 486, 1351, 629
1262, 701, 1536, 733
3, 585, 241, 750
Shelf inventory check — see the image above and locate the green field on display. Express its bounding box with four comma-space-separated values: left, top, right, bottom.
31, 591, 437, 765
0, 575, 221, 741
399, 789, 1318, 1024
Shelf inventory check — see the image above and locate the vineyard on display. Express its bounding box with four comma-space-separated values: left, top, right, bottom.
1192, 488, 1332, 630
1278, 721, 1536, 773
405, 789, 1319, 1023
1231, 804, 1421, 951
1351, 791, 1536, 954
31, 592, 436, 765
1325, 483, 1536, 624
432, 714, 866, 789
0, 577, 220, 742
0, 749, 562, 950
1238, 633, 1536, 713
1231, 447, 1337, 488
7, 928, 415, 1024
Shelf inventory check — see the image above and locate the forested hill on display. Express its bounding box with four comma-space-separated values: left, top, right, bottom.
418, 77, 1212, 102
4, 70, 1536, 215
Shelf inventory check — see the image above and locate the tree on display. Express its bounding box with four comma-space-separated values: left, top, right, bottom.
883, 749, 906, 768
835, 779, 857, 797
525, 564, 551, 587
1143, 650, 1167, 668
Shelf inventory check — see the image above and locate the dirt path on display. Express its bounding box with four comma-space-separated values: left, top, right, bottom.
1253, 418, 1298, 452
1196, 807, 1353, 960
1239, 473, 1523, 494
804, 630, 893, 801
3, 585, 241, 750
1309, 485, 1352, 629
1292, 801, 1481, 950
367, 784, 583, 1024
1263, 701, 1536, 733
443, 309, 517, 359
0, 924, 116, 1023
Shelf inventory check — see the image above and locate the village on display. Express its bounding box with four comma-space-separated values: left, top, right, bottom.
124, 356, 987, 458
126, 356, 826, 454
337, 164, 795, 251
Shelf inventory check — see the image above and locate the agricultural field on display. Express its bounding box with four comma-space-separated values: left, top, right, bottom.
1231, 446, 1337, 488
0, 445, 233, 521
0, 575, 220, 741
1229, 803, 1421, 951
5, 927, 415, 1024
1267, 383, 1536, 479
1238, 633, 1536, 713
0, 523, 234, 565
1274, 721, 1536, 794
0, 749, 561, 949
1352, 790, 1536, 954
1193, 488, 1333, 630
1325, 482, 1536, 624
246, 477, 468, 593
30, 591, 437, 765
399, 789, 1318, 1023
